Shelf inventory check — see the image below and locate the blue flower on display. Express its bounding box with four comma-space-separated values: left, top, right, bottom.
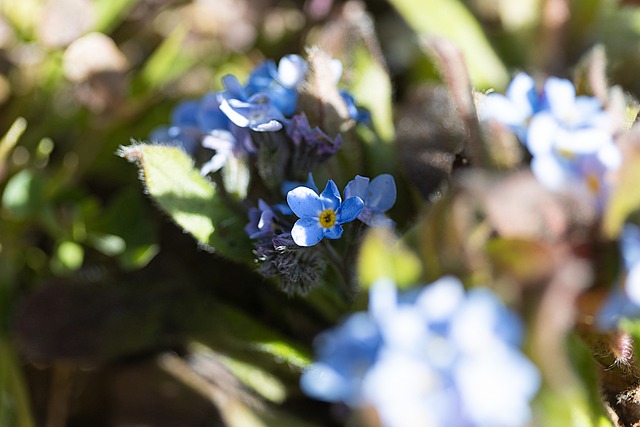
244, 199, 279, 240
526, 77, 612, 156
301, 277, 540, 427
217, 75, 285, 132
286, 180, 364, 247
480, 73, 542, 142
341, 90, 371, 125
344, 174, 396, 227
300, 312, 381, 404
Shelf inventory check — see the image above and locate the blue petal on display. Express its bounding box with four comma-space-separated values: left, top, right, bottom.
291, 217, 324, 246
221, 74, 247, 100
337, 196, 364, 224
300, 363, 351, 402
245, 60, 277, 95
622, 224, 640, 269
197, 92, 229, 132
324, 224, 344, 240
171, 100, 200, 127
277, 54, 307, 88
287, 186, 322, 218
506, 72, 537, 114
481, 94, 529, 128
367, 174, 396, 212
344, 175, 369, 200
543, 77, 576, 119
320, 180, 341, 210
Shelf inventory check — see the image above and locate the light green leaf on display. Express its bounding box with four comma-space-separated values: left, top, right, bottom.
358, 227, 422, 289
388, 0, 508, 89
93, 0, 139, 33
0, 337, 36, 427
138, 25, 199, 90
201, 347, 287, 404
119, 144, 252, 262
2, 170, 44, 220
351, 41, 394, 143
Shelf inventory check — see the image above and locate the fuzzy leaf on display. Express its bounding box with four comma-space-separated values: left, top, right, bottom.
119, 144, 251, 262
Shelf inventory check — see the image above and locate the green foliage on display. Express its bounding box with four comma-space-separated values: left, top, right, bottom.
388, 0, 508, 89
119, 144, 252, 263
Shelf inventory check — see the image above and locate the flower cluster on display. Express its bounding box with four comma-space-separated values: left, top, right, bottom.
301, 277, 540, 427
150, 53, 394, 294
481, 73, 621, 210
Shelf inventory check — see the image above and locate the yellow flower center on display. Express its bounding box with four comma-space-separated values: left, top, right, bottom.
319, 209, 337, 228
586, 173, 600, 194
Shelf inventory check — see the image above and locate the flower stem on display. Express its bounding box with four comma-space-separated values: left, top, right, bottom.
321, 240, 354, 302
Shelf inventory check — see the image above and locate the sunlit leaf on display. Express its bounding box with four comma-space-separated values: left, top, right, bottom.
2, 170, 45, 220
388, 0, 508, 89
119, 144, 252, 262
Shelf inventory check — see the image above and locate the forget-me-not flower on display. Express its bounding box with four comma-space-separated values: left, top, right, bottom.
287, 180, 363, 247
344, 174, 397, 227
480, 73, 542, 142
301, 276, 541, 427
245, 199, 279, 240
482, 74, 621, 211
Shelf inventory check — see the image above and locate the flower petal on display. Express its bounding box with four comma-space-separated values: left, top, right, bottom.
287, 186, 322, 218
278, 54, 307, 88
337, 196, 364, 224
323, 224, 343, 240
320, 180, 341, 210
291, 217, 324, 246
367, 174, 397, 212
344, 175, 369, 200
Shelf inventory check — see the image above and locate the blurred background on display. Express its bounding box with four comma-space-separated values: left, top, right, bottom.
2, 0, 640, 426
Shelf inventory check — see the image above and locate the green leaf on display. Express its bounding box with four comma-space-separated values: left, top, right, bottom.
388, 0, 508, 89
351, 36, 394, 143
119, 144, 252, 262
351, 42, 397, 177
200, 347, 287, 404
188, 300, 312, 370
138, 25, 200, 90
0, 337, 36, 427
2, 170, 45, 220
358, 227, 422, 289
93, 0, 140, 33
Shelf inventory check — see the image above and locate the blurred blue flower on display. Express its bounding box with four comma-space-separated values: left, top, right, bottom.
287, 179, 363, 247
149, 100, 203, 153
300, 312, 381, 404
526, 77, 612, 156
301, 276, 540, 427
344, 174, 396, 227
480, 73, 541, 142
218, 75, 285, 132
482, 74, 620, 210
341, 90, 371, 125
